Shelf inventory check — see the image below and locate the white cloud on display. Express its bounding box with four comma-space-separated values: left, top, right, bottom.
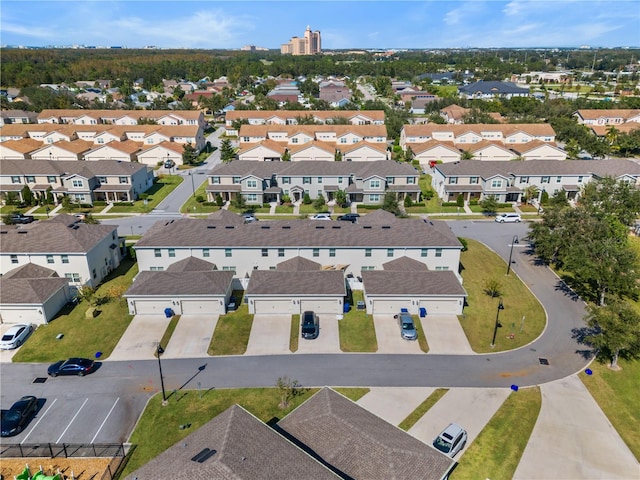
1, 22, 55, 39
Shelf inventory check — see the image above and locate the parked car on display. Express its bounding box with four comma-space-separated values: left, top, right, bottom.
433, 423, 467, 458
337, 213, 360, 223
495, 213, 522, 223
310, 213, 331, 221
227, 296, 238, 312
242, 213, 258, 223
164, 159, 176, 169
48, 358, 96, 377
8, 213, 35, 224
0, 324, 34, 350
397, 312, 417, 341
301, 311, 319, 339
1, 396, 39, 437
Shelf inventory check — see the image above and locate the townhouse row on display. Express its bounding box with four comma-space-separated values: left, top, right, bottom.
36, 109, 206, 128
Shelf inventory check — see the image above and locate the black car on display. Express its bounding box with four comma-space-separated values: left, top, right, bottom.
1, 396, 38, 437
337, 213, 360, 223
301, 311, 319, 339
164, 159, 176, 169
48, 357, 96, 377
9, 213, 35, 224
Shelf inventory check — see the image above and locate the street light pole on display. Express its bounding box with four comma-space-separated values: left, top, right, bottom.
506, 235, 519, 275
189, 171, 195, 197
491, 298, 505, 347
156, 342, 167, 402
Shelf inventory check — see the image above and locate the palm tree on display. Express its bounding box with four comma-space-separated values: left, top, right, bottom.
461, 150, 474, 160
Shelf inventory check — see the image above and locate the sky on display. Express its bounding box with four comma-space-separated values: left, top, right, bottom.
1, 0, 639, 49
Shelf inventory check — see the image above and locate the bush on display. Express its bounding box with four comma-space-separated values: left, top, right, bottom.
92, 201, 107, 206
202, 201, 219, 207
195, 195, 205, 203
456, 194, 464, 207
215, 194, 225, 207
469, 200, 479, 206
404, 196, 413, 207
360, 204, 382, 210
113, 202, 134, 207
442, 202, 458, 207
302, 193, 312, 205
457, 237, 468, 252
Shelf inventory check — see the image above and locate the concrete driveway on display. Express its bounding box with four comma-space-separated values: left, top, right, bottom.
514, 375, 640, 479
0, 323, 31, 363
421, 315, 474, 355
107, 315, 170, 361
374, 314, 423, 354
163, 315, 218, 359
245, 315, 291, 355
356, 387, 436, 426
408, 387, 511, 457
296, 314, 341, 354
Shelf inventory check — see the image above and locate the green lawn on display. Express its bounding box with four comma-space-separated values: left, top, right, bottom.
208, 294, 253, 356
398, 388, 448, 430
12, 258, 137, 362
414, 315, 429, 353
109, 175, 183, 213
290, 314, 300, 352
580, 359, 640, 460
180, 180, 217, 214
458, 239, 546, 352
158, 315, 181, 353
339, 291, 378, 352
276, 204, 295, 214
453, 387, 541, 480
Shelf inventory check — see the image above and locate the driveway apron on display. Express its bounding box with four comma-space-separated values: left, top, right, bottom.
356, 387, 436, 426
514, 375, 640, 479
296, 314, 341, 354
107, 315, 170, 361
422, 315, 474, 355
245, 315, 291, 355
163, 315, 218, 359
374, 315, 423, 353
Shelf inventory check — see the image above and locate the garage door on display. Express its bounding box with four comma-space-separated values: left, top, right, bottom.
253, 299, 294, 314
300, 299, 341, 314
182, 300, 221, 315
134, 300, 173, 315
419, 299, 461, 315
371, 300, 409, 314
0, 307, 44, 324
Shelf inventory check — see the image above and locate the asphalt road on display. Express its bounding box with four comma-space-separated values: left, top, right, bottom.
0, 219, 592, 444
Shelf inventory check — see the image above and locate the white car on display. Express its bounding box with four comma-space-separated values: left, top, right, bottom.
0, 324, 34, 350
310, 213, 332, 221
433, 423, 467, 458
495, 213, 522, 223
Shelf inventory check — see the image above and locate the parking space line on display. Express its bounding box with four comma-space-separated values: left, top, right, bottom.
56, 398, 88, 443
91, 397, 120, 444
21, 398, 58, 444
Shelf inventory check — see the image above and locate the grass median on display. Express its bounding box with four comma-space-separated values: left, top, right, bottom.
208, 299, 252, 356
339, 290, 377, 352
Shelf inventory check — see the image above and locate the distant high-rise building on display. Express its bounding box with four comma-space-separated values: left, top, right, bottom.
281, 25, 321, 55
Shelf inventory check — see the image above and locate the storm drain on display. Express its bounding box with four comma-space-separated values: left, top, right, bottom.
32, 377, 47, 384
538, 358, 549, 366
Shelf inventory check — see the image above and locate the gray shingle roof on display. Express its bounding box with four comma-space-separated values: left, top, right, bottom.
1, 217, 116, 254
135, 217, 461, 250
459, 80, 529, 95
206, 209, 246, 225
382, 256, 429, 271
246, 270, 346, 296
1, 159, 149, 177
2, 263, 58, 279
125, 270, 233, 297
276, 256, 322, 271
166, 257, 217, 272
276, 388, 455, 480
125, 404, 338, 480
362, 270, 467, 296
0, 277, 69, 304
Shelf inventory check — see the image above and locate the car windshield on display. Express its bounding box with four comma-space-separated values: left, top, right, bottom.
402, 320, 414, 330
433, 436, 453, 453
2, 333, 15, 341
3, 410, 21, 422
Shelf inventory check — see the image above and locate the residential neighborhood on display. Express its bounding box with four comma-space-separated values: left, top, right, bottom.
1, 26, 640, 480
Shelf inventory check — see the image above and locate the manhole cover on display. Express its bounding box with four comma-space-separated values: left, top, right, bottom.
33, 377, 47, 384
538, 358, 549, 366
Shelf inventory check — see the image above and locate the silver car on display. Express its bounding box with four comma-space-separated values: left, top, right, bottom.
398, 313, 417, 341
0, 324, 34, 350
433, 423, 468, 457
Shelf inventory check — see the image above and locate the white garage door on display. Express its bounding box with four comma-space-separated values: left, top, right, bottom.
371, 300, 409, 314
300, 299, 341, 314
0, 307, 44, 324
182, 300, 221, 315
134, 300, 174, 315
253, 299, 294, 314
419, 299, 460, 315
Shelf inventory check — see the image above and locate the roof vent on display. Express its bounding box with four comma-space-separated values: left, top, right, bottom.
382, 225, 391, 229
363, 225, 372, 229
207, 225, 216, 229
282, 225, 291, 229
261, 225, 270, 229
18, 230, 28, 234
331, 225, 341, 229
225, 225, 235, 229
0, 231, 7, 234
191, 448, 217, 463
315, 225, 325, 229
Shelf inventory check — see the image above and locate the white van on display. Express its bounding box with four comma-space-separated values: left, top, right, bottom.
495, 213, 522, 223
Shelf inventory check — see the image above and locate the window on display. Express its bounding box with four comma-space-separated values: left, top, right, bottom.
556, 176, 561, 183
365, 248, 372, 257
421, 248, 428, 257
92, 268, 97, 279
25, 176, 35, 183
150, 266, 164, 271
282, 177, 291, 184
313, 248, 319, 257
47, 255, 54, 264
520, 176, 529, 183
386, 177, 395, 184
261, 248, 268, 257
435, 266, 449, 271
491, 179, 502, 188
203, 248, 210, 257
370, 194, 380, 202
362, 266, 375, 271
435, 248, 442, 258
317, 177, 323, 184
329, 248, 336, 257
222, 266, 236, 272
541, 176, 550, 184
211, 176, 220, 184
291, 137, 299, 144
61, 255, 69, 264
247, 179, 257, 188
278, 248, 285, 257
578, 176, 584, 183
340, 137, 347, 144
97, 176, 107, 183
168, 248, 175, 258
154, 249, 162, 258
11, 176, 21, 184
303, 177, 311, 184
449, 177, 458, 185
64, 273, 81, 282
232, 177, 240, 184
47, 176, 57, 183
72, 179, 83, 188
387, 248, 394, 257
370, 179, 381, 188
338, 177, 343, 184
470, 176, 479, 184
407, 177, 416, 185
247, 194, 257, 202
119, 177, 128, 184
10, 255, 18, 264
225, 248, 232, 257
